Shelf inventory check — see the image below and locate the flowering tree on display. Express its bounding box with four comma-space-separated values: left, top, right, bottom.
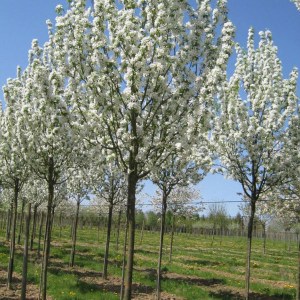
1, 73, 29, 289
50, 1, 234, 297
15, 38, 79, 299
66, 169, 90, 267
239, 199, 272, 254
21, 178, 48, 251
0, 188, 15, 241
292, 0, 300, 10
163, 186, 202, 262
265, 112, 300, 299
90, 161, 127, 280
150, 150, 207, 299
213, 28, 298, 299
207, 203, 230, 243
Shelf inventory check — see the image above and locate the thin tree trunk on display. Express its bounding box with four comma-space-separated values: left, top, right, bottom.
30, 204, 38, 251
97, 214, 101, 243
245, 200, 256, 300
70, 198, 80, 267
0, 212, 3, 230
6, 205, 12, 241
116, 210, 122, 251
156, 192, 167, 300
120, 216, 128, 300
7, 178, 20, 289
21, 203, 31, 300
103, 203, 113, 279
18, 199, 26, 245
284, 229, 289, 251
37, 212, 45, 258
70, 213, 74, 238
262, 223, 266, 255
169, 215, 175, 263
123, 168, 137, 300
40, 158, 55, 300
50, 205, 56, 235
59, 212, 63, 238
140, 219, 145, 245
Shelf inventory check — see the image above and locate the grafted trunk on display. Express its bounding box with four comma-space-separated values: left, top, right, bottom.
103, 203, 113, 279
21, 203, 31, 300
245, 199, 256, 300
7, 178, 20, 289
156, 192, 167, 300
70, 198, 80, 267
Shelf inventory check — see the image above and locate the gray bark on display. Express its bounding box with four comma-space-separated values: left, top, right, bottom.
7, 178, 20, 289
21, 203, 31, 300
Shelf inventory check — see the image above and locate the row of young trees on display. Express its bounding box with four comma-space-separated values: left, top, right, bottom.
0, 0, 299, 299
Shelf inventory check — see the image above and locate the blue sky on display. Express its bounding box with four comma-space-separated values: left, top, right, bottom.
0, 0, 299, 216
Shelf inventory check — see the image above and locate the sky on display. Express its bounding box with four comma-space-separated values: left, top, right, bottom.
0, 0, 299, 216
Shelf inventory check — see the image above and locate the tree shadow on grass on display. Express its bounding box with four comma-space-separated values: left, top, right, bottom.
134, 267, 157, 281
0, 276, 21, 285
164, 274, 225, 287
135, 249, 157, 256
209, 289, 294, 300
76, 278, 155, 295
182, 258, 223, 267
48, 264, 102, 278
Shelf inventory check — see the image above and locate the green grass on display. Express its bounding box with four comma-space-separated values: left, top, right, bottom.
0, 225, 297, 299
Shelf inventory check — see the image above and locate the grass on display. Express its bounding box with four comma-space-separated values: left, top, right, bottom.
0, 224, 297, 299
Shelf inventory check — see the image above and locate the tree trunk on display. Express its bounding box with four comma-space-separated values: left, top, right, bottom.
284, 229, 290, 251
97, 214, 101, 242
30, 204, 38, 251
103, 203, 113, 279
245, 199, 256, 300
262, 223, 266, 255
156, 192, 167, 300
37, 212, 45, 258
50, 205, 56, 235
169, 215, 175, 263
7, 178, 20, 289
116, 210, 122, 251
140, 219, 145, 245
70, 198, 80, 268
40, 158, 55, 300
21, 203, 31, 300
123, 168, 137, 300
6, 205, 13, 241
18, 198, 26, 245
59, 212, 63, 238
120, 215, 128, 300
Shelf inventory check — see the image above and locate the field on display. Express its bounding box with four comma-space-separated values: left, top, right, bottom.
0, 223, 297, 300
